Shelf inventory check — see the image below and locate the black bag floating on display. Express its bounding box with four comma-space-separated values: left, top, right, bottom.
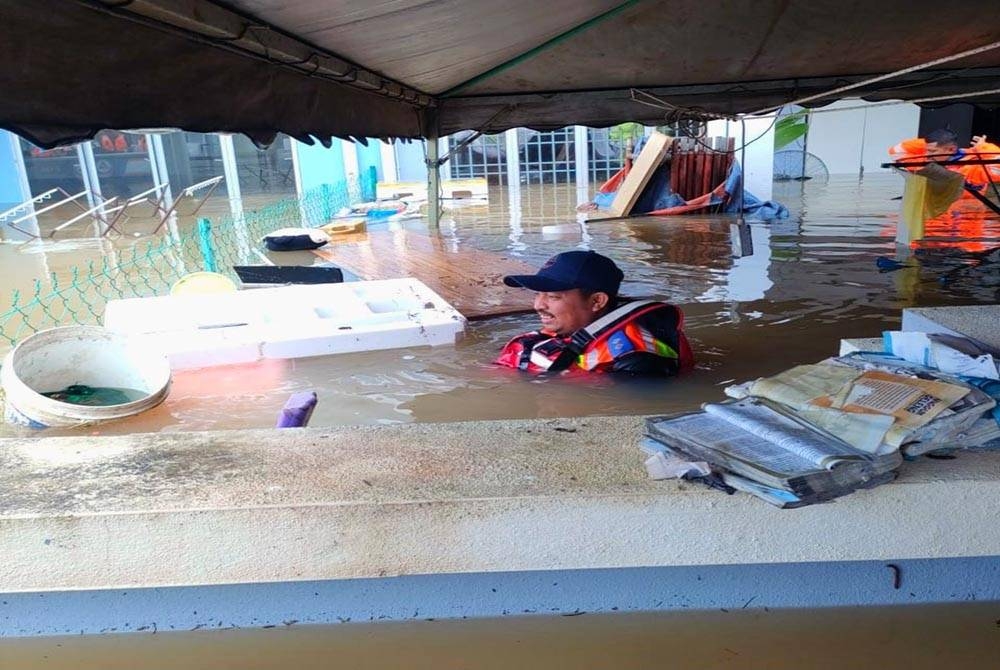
262, 228, 330, 252
234, 265, 344, 286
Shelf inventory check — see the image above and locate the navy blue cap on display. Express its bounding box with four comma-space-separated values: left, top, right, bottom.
503, 250, 624, 295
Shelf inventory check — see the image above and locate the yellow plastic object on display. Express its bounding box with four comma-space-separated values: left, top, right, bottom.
321, 219, 367, 236
170, 272, 237, 296
898, 172, 927, 244
897, 166, 965, 244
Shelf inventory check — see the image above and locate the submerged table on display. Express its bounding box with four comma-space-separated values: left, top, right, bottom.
313, 230, 538, 319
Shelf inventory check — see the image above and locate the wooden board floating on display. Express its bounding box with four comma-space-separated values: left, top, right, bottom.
313, 230, 539, 319
607, 131, 672, 217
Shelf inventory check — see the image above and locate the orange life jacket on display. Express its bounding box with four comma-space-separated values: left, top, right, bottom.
495, 301, 694, 375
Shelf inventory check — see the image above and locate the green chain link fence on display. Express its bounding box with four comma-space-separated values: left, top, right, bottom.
0, 176, 370, 351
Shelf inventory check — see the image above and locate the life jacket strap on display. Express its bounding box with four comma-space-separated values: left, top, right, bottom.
546, 300, 659, 373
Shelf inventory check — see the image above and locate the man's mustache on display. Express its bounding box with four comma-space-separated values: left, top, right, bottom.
537, 310, 553, 318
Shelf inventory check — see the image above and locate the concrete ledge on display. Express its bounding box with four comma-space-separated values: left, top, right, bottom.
2, 417, 1000, 594
838, 336, 884, 355
902, 305, 1000, 350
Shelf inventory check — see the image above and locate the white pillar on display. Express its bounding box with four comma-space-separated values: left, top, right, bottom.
147, 134, 180, 241
77, 142, 102, 204
504, 129, 521, 231
574, 126, 589, 206
218, 134, 243, 221
147, 134, 173, 208
504, 129, 519, 188
340, 139, 359, 186
379, 140, 398, 184
731, 117, 775, 201
290, 140, 310, 228
76, 141, 109, 234
438, 136, 452, 181
290, 141, 304, 199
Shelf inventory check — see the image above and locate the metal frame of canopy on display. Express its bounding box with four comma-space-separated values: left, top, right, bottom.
7, 1, 1000, 233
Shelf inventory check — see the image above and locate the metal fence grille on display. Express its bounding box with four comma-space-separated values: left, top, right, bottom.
587, 127, 625, 183
0, 180, 362, 351
519, 128, 575, 184
448, 132, 508, 184
444, 127, 630, 186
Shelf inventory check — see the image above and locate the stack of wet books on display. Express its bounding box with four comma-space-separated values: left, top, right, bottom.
643, 397, 904, 508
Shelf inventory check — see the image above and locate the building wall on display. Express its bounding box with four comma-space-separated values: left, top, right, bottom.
806, 100, 920, 176
355, 140, 383, 183
0, 130, 29, 210
707, 118, 775, 200
395, 140, 428, 182
294, 140, 345, 193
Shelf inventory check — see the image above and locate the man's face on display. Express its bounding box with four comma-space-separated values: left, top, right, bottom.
533, 289, 607, 335
927, 141, 958, 158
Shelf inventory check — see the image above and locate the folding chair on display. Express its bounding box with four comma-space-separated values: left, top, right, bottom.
3, 187, 116, 240
150, 175, 224, 235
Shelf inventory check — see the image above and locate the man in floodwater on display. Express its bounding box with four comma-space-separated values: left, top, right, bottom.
889, 128, 1000, 199
495, 250, 694, 375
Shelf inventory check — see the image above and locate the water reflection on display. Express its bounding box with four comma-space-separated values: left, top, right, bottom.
2, 174, 999, 437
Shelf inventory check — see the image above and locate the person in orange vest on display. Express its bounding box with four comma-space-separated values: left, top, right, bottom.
495, 250, 694, 376
98, 131, 128, 153
889, 128, 1000, 199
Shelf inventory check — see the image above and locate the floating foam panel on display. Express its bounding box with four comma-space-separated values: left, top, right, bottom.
104, 279, 466, 370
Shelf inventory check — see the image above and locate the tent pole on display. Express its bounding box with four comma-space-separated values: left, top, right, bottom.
427, 130, 440, 229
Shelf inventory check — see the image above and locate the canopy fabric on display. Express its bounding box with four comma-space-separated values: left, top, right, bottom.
4, 0, 1000, 147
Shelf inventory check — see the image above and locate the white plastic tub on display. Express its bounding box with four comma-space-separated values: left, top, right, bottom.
103, 278, 467, 370
1, 326, 171, 428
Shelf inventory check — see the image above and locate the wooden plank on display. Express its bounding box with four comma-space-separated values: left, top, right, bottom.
312, 230, 540, 319
606, 132, 672, 217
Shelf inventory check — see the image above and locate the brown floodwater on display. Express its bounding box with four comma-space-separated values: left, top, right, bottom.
1, 176, 998, 437
2, 604, 998, 669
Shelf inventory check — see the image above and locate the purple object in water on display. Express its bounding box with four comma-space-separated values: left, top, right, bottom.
276, 391, 318, 428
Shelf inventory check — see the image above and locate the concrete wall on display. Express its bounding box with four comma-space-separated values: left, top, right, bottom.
395, 139, 428, 182
4, 557, 998, 637
356, 139, 383, 183
806, 100, 920, 176
2, 416, 999, 637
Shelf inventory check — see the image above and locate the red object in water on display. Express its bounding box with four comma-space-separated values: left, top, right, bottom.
599, 165, 629, 194
680, 152, 691, 200
704, 152, 714, 196
669, 151, 680, 195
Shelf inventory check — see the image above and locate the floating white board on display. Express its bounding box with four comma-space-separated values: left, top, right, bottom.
104, 279, 466, 370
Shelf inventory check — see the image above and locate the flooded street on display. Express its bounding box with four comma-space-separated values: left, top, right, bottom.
2, 175, 998, 437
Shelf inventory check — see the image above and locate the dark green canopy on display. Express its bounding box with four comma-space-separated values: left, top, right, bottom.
3, 0, 999, 147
